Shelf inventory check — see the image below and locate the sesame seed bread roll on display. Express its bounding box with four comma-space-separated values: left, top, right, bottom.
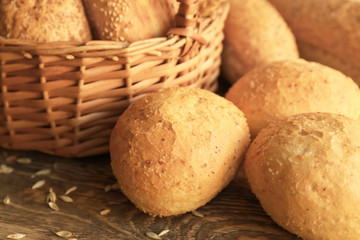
245, 112, 360, 239
83, 0, 179, 42
0, 0, 92, 42
222, 0, 299, 84
268, 0, 360, 85
225, 59, 360, 137
110, 87, 250, 217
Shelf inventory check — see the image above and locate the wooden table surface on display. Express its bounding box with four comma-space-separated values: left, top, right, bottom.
0, 149, 300, 240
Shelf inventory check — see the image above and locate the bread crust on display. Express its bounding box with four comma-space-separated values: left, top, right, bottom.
245, 112, 360, 239
225, 59, 360, 137
0, 0, 92, 42
82, 0, 178, 42
110, 87, 250, 217
268, 0, 360, 85
222, 0, 299, 84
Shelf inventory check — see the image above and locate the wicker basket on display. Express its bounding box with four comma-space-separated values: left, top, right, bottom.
0, 0, 229, 157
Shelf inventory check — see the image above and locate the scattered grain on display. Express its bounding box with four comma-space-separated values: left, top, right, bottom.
0, 164, 14, 174
32, 180, 45, 190
3, 195, 10, 205
105, 182, 119, 192
23, 52, 32, 59
47, 189, 57, 203
48, 201, 60, 211
100, 209, 111, 216
55, 231, 72, 238
7, 233, 26, 239
65, 186, 77, 195
59, 195, 73, 203
158, 229, 169, 237
145, 232, 161, 240
16, 158, 32, 164
65, 55, 75, 60
34, 169, 51, 176
191, 210, 204, 218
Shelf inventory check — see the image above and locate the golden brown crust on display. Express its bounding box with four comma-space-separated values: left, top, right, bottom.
268, 0, 360, 85
245, 112, 360, 239
222, 0, 299, 84
110, 87, 250, 217
225, 59, 360, 137
82, 0, 179, 42
0, 0, 92, 42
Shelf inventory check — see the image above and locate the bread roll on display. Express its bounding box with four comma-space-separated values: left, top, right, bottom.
268, 0, 360, 85
0, 0, 92, 42
225, 59, 360, 137
222, 0, 299, 84
245, 112, 360, 239
83, 0, 179, 42
110, 87, 250, 217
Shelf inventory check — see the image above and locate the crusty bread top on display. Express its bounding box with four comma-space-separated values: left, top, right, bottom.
225, 59, 360, 137
268, 0, 360, 66
0, 0, 92, 42
245, 112, 360, 239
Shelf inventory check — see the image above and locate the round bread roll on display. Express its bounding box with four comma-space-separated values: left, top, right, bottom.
110, 87, 250, 217
244, 112, 360, 239
0, 0, 92, 42
225, 59, 360, 137
83, 0, 179, 42
222, 0, 299, 84
268, 0, 360, 85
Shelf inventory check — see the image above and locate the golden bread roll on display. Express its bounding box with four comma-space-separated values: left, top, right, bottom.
268, 0, 360, 85
83, 0, 179, 42
222, 0, 299, 84
0, 0, 92, 42
245, 112, 360, 239
110, 87, 250, 217
225, 59, 360, 137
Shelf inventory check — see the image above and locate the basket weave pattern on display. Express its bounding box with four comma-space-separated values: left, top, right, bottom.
0, 0, 229, 157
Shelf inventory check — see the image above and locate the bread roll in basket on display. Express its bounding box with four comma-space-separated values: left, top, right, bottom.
0, 0, 229, 157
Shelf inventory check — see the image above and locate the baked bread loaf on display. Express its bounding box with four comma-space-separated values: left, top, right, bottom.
0, 0, 92, 42
245, 112, 360, 239
82, 0, 178, 42
110, 87, 250, 217
268, 0, 360, 85
222, 0, 299, 84
225, 59, 360, 137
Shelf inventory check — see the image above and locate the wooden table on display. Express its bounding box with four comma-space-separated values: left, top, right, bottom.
0, 149, 300, 240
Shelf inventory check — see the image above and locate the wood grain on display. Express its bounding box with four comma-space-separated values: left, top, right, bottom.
0, 149, 300, 240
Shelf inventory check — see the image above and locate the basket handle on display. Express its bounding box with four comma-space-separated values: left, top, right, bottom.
168, 0, 207, 44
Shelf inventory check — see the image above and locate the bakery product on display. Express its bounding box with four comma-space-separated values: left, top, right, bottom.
222, 0, 299, 84
225, 59, 360, 137
268, 0, 360, 85
245, 112, 360, 239
82, 0, 179, 42
0, 0, 92, 42
110, 87, 250, 217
